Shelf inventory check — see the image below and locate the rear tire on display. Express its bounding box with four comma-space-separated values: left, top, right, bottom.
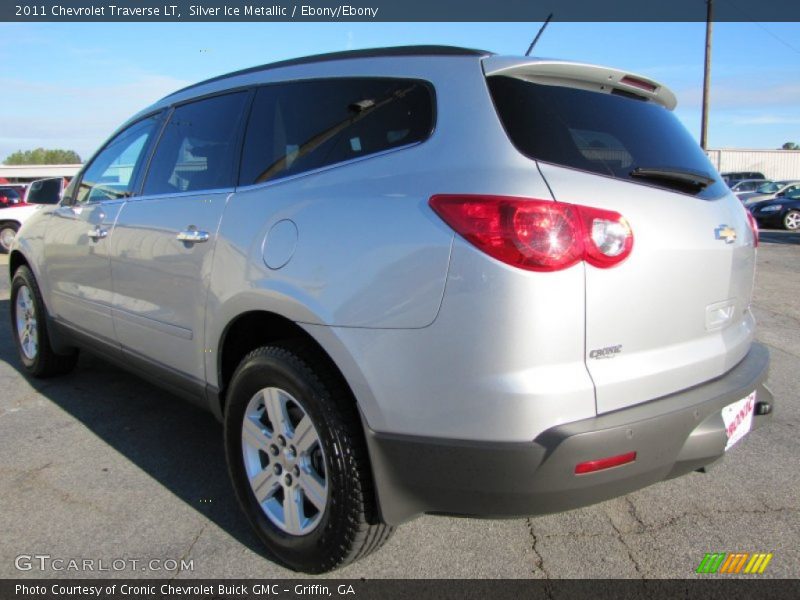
0, 222, 19, 253
10, 266, 79, 377
224, 344, 393, 573
783, 210, 800, 231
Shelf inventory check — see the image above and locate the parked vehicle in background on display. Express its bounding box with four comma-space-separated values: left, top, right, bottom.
8, 46, 772, 573
749, 188, 800, 230
0, 177, 66, 252
729, 178, 769, 196
739, 180, 800, 205
721, 170, 766, 185
0, 186, 23, 207
13, 184, 29, 200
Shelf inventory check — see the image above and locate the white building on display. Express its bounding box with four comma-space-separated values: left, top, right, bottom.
706, 149, 800, 180
0, 164, 82, 183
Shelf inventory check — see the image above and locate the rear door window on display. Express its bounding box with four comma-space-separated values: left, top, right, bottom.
487, 76, 726, 199
142, 92, 249, 196
239, 78, 434, 185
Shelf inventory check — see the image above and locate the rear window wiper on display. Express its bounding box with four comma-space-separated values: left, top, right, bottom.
630, 166, 715, 190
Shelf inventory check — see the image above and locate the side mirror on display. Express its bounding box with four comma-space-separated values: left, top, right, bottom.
27, 177, 64, 205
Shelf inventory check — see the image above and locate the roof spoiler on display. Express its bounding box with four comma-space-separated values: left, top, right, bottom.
482, 56, 677, 111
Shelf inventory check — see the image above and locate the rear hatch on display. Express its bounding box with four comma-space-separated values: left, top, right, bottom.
484, 58, 758, 414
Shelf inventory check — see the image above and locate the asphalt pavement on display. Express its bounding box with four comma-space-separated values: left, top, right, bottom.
0, 231, 797, 579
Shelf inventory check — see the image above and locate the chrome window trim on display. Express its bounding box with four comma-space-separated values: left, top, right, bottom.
234, 141, 423, 193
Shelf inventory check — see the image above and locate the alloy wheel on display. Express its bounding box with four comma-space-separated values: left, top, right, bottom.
15, 285, 38, 360
241, 387, 328, 536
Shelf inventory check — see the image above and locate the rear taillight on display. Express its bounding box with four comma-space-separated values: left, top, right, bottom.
429, 195, 633, 272
746, 211, 759, 248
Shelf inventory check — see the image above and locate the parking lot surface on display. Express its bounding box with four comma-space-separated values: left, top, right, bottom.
1, 231, 798, 579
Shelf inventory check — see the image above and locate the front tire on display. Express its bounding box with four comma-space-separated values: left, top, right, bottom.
0, 222, 19, 253
224, 345, 393, 573
10, 265, 79, 377
783, 210, 800, 231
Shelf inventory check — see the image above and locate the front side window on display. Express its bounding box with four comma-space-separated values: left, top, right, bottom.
783, 184, 799, 195
142, 92, 249, 196
239, 78, 434, 185
74, 114, 162, 204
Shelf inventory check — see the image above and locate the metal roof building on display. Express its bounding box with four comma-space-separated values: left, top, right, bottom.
0, 164, 82, 183
707, 149, 800, 180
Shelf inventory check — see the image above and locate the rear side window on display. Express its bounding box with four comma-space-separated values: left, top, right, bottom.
143, 92, 249, 196
239, 78, 434, 185
487, 76, 727, 199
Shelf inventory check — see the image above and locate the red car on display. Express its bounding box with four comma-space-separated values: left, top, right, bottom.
0, 186, 24, 207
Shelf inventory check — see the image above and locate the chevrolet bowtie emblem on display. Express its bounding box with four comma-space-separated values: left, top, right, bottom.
714, 225, 737, 244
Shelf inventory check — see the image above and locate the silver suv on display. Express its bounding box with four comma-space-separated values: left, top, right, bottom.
8, 46, 773, 573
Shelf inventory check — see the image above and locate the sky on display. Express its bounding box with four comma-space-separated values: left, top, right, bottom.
0, 21, 799, 163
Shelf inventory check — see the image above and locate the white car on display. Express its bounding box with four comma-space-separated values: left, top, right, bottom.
0, 178, 66, 252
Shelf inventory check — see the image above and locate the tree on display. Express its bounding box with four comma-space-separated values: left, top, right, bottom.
781, 142, 799, 150
3, 148, 82, 165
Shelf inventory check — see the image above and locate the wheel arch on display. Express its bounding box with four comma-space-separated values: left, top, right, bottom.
216, 310, 363, 419
8, 249, 29, 280
8, 247, 49, 311
8, 249, 77, 361
215, 309, 393, 524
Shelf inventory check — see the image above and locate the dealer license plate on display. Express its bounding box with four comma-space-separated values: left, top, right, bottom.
722, 391, 757, 451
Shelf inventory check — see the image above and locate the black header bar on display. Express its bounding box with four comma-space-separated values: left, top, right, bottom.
3, 0, 800, 22
2, 579, 800, 600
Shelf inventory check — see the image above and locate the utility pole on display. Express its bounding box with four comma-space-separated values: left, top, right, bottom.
701, 0, 714, 150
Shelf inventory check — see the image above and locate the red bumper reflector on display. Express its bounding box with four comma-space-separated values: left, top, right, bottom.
575, 451, 637, 475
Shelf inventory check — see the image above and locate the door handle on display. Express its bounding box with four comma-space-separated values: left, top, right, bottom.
88, 227, 108, 241
176, 227, 210, 244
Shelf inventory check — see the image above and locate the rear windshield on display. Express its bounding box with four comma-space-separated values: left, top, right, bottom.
0, 188, 20, 199
487, 76, 726, 199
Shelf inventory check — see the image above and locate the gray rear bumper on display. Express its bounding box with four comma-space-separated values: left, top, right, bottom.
366, 343, 773, 525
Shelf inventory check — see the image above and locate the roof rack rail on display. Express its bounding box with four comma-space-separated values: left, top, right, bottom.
165, 45, 493, 99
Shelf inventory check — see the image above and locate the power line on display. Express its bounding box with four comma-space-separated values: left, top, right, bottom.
749, 21, 800, 56
721, 0, 800, 55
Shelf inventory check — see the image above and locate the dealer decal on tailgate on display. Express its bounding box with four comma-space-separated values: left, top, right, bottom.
722, 391, 756, 451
